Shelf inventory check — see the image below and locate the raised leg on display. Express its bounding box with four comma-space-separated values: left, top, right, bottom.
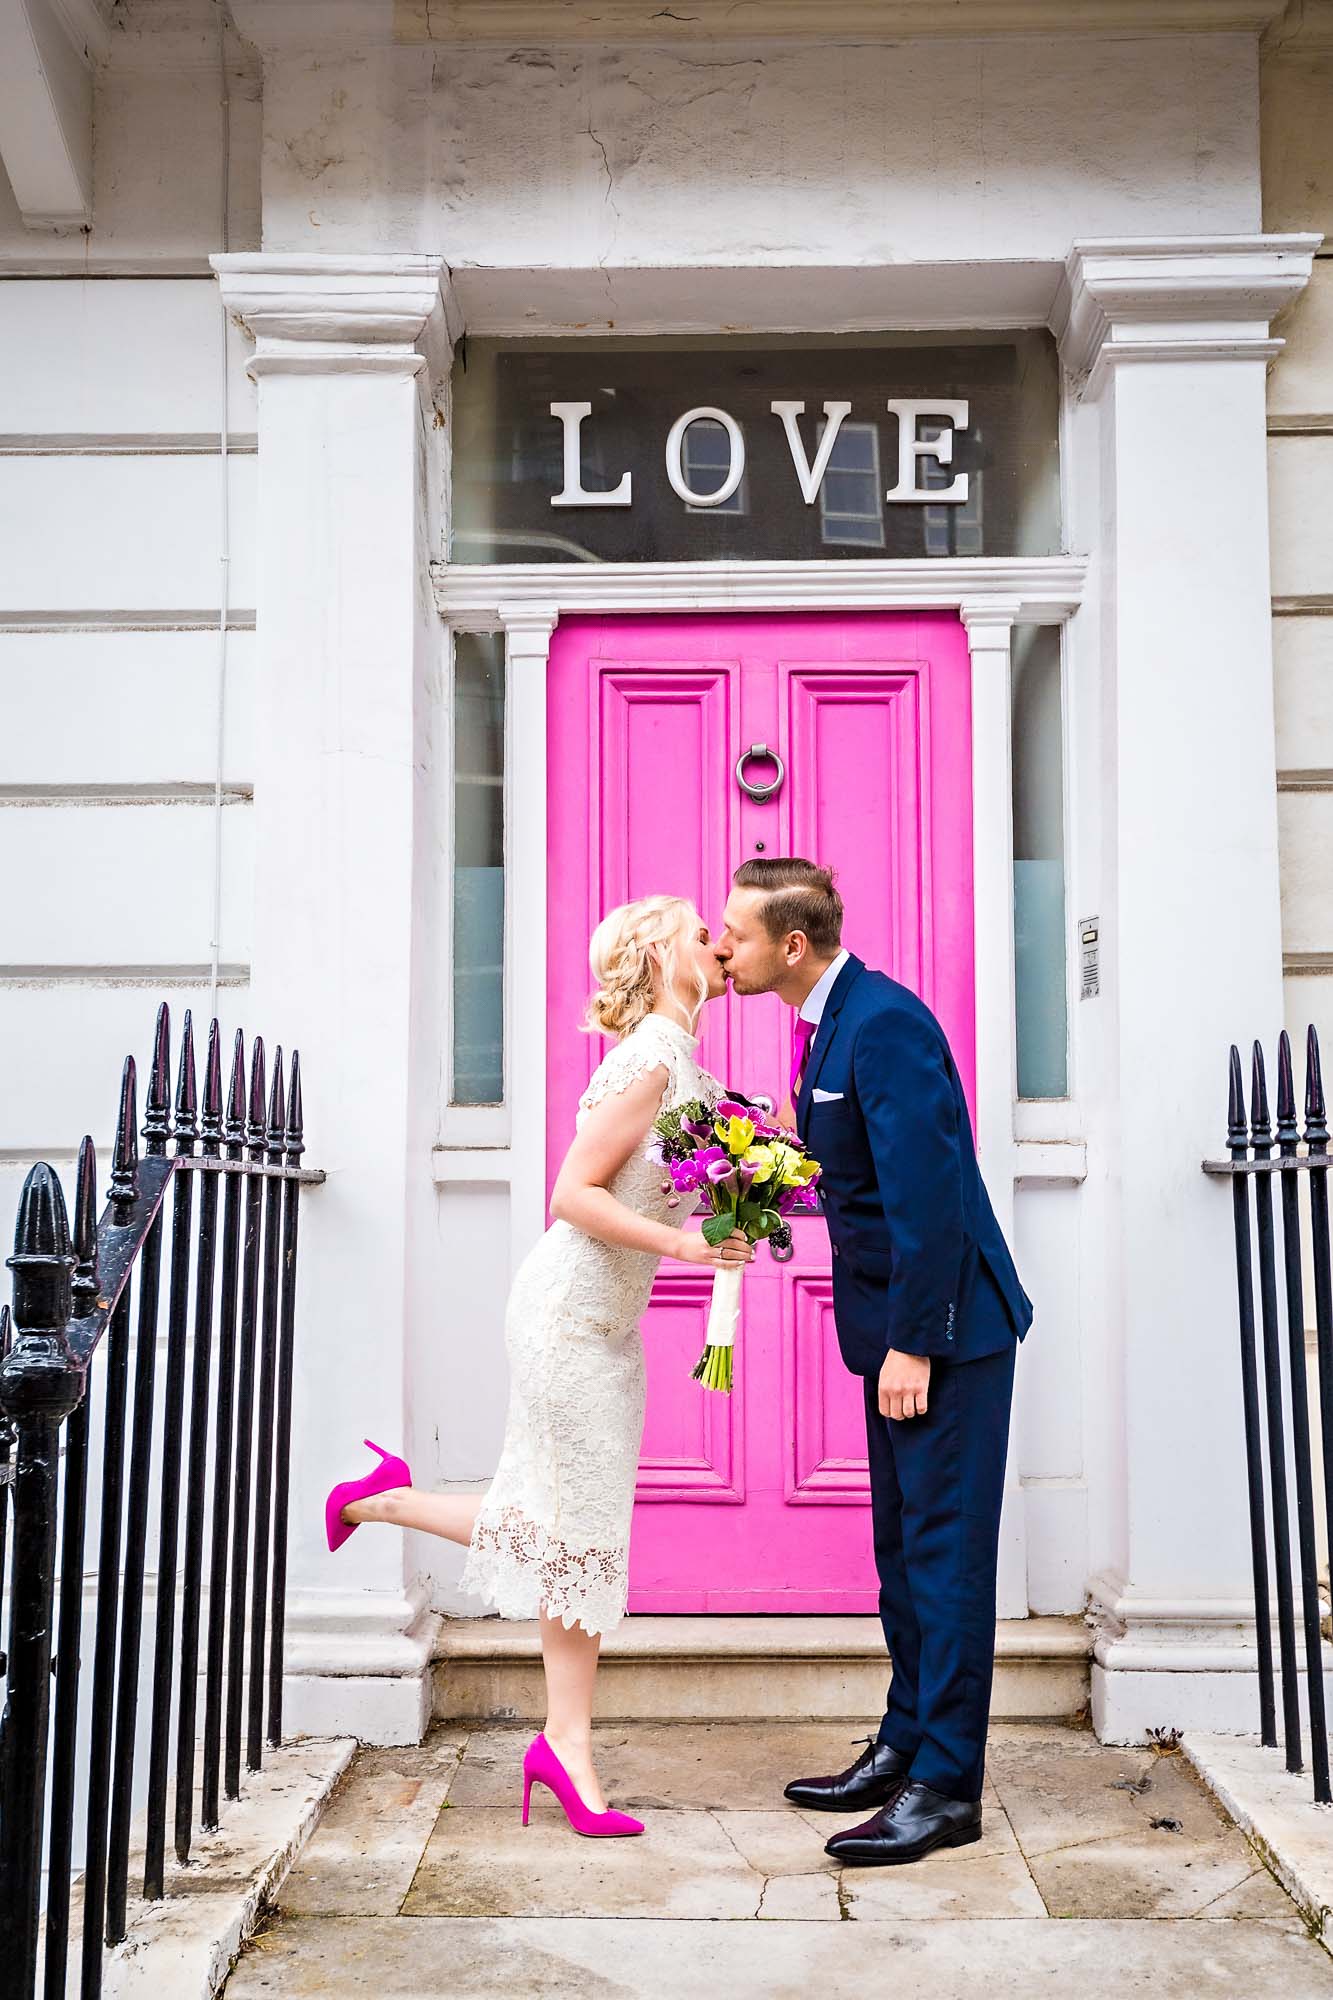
538, 1608, 606, 1814
340, 1486, 482, 1544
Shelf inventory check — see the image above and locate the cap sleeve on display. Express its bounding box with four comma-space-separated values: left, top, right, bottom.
577, 1023, 676, 1119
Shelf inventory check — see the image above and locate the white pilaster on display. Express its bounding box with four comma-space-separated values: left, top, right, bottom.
499, 603, 559, 1271
960, 599, 1027, 1623
1054, 235, 1321, 1739
212, 253, 458, 1744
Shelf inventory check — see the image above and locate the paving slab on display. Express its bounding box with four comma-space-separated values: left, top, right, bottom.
402, 1804, 767, 1919
1182, 1731, 1333, 1944
225, 1913, 1333, 1998
278, 1731, 468, 1917
444, 1719, 867, 1811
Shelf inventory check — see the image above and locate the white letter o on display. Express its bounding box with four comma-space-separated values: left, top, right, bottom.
665, 407, 746, 507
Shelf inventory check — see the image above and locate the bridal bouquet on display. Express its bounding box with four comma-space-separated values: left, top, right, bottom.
649, 1097, 822, 1393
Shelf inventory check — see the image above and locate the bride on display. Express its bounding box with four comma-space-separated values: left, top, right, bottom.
324, 894, 752, 1836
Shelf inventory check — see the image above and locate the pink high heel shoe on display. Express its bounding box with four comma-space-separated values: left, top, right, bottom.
521, 1733, 644, 1838
325, 1439, 412, 1553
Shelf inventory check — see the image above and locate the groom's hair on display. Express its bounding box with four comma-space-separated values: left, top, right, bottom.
732, 857, 843, 955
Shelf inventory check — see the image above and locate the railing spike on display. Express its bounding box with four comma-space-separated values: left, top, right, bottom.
285, 1051, 304, 1163
1228, 1045, 1248, 1148
71, 1136, 99, 1316
7, 1161, 75, 1342
1251, 1039, 1272, 1143
1277, 1030, 1300, 1146
201, 1019, 224, 1150
110, 1055, 139, 1211
175, 1010, 199, 1149
247, 1036, 267, 1148
0, 1299, 10, 1363
225, 1030, 247, 1146
144, 1002, 172, 1155
1306, 1024, 1329, 1153
266, 1046, 286, 1154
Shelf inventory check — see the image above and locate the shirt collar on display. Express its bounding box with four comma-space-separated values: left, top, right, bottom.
798, 948, 851, 1028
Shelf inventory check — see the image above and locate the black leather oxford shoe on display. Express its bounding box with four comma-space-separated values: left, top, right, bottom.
783, 1738, 912, 1813
823, 1780, 983, 1865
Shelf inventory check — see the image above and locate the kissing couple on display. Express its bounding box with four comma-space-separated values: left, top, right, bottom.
325, 856, 1033, 1867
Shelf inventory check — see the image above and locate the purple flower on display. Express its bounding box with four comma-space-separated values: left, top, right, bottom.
669, 1157, 705, 1193
705, 1157, 739, 1197
736, 1160, 758, 1200
716, 1099, 751, 1122
682, 1114, 717, 1141
693, 1145, 728, 1172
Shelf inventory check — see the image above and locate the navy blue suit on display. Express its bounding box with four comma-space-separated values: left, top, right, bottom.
796, 954, 1033, 1802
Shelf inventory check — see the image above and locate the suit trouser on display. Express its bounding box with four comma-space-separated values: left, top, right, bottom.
862, 1337, 1016, 1802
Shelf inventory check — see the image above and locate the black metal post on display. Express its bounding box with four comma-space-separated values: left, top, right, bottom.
106, 1003, 172, 1944
268, 1051, 304, 1745
43, 1138, 99, 2000
175, 1018, 223, 1863
202, 1032, 246, 1830
1228, 1047, 1277, 1746
144, 1011, 199, 1898
247, 1050, 285, 1769
1251, 1041, 1304, 1772
1276, 1033, 1331, 1801
81, 1059, 139, 1999
1304, 1029, 1333, 1687
0, 1163, 81, 2000
225, 1036, 266, 1799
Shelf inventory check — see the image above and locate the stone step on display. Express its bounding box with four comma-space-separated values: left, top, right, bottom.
432, 1614, 1091, 1724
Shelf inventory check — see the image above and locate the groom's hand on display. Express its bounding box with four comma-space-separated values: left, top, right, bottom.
878, 1348, 931, 1421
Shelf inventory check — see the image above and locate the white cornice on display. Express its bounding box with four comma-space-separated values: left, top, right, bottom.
228, 0, 1290, 51
1053, 235, 1321, 391
435, 557, 1087, 627
210, 253, 461, 384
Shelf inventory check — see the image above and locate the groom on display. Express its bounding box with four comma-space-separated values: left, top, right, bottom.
715, 857, 1033, 1866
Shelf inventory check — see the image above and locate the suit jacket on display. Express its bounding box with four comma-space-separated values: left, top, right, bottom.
795, 954, 1033, 1375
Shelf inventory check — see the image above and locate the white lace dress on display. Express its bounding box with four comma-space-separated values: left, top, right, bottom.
460, 1014, 723, 1636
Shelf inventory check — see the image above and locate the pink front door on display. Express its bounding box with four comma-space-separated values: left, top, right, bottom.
547, 613, 975, 1612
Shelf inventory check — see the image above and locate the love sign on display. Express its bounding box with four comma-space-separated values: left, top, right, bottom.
548, 399, 971, 511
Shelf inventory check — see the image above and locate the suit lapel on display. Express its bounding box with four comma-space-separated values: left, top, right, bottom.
795, 954, 864, 1129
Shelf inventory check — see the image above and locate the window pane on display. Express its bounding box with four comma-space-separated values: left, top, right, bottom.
451, 330, 1061, 563
453, 632, 505, 1104
1012, 625, 1068, 1098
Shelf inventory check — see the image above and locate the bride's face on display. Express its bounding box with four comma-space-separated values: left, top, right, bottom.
676, 916, 728, 1006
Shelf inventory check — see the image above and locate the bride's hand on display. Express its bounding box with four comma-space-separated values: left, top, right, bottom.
676, 1228, 754, 1269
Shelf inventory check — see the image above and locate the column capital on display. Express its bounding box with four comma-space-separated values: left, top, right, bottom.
211, 253, 461, 385
498, 603, 561, 656
959, 597, 1022, 646
1053, 234, 1320, 393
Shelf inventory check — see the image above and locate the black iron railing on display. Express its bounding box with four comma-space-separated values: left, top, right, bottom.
0, 1005, 322, 2000
1206, 1025, 1333, 1804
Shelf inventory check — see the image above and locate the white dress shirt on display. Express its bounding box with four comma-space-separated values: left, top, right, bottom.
799, 948, 851, 1030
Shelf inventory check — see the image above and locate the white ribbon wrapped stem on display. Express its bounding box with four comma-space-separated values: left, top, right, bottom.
706, 1264, 743, 1348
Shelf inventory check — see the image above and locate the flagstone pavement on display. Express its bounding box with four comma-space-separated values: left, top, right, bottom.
222, 1719, 1333, 1999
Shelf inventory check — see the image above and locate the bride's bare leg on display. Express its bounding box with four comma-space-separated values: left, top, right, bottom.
341, 1486, 482, 1545
539, 1609, 607, 1814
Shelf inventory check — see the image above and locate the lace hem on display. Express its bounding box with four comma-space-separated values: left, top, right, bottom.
460, 1506, 629, 1637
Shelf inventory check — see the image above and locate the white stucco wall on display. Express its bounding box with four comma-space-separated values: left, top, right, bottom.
255, 33, 1261, 266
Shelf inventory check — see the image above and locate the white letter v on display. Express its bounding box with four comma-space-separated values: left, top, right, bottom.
771, 400, 853, 506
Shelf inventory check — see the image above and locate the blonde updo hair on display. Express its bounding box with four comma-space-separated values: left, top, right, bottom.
584, 894, 708, 1040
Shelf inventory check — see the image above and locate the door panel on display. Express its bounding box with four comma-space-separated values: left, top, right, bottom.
546, 612, 973, 1612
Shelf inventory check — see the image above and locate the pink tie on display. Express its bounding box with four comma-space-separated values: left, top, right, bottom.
790, 1017, 816, 1100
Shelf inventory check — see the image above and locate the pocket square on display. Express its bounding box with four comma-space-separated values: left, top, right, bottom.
812, 1088, 845, 1102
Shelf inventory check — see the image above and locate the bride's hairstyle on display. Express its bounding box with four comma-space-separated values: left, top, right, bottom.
584, 894, 708, 1039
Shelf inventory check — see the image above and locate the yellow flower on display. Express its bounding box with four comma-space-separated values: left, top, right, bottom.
742, 1144, 778, 1177
780, 1153, 821, 1187
715, 1114, 756, 1153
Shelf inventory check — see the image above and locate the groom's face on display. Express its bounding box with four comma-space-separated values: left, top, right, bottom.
715, 888, 794, 997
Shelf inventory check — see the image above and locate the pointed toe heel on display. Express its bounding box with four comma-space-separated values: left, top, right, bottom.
520, 1734, 644, 1837
324, 1438, 413, 1553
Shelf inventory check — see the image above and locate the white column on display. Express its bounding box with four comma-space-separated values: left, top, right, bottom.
212, 253, 459, 1745
1054, 235, 1321, 1739
961, 599, 1027, 1621
499, 604, 559, 1270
